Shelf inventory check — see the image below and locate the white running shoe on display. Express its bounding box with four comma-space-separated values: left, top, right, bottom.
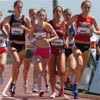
50, 92, 56, 98
39, 90, 44, 97
32, 86, 37, 93
0, 75, 3, 85
23, 85, 28, 94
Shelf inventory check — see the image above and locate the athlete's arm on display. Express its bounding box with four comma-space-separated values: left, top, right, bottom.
28, 26, 35, 40
92, 17, 100, 35
65, 15, 77, 48
1, 16, 11, 38
24, 16, 31, 33
45, 22, 59, 42
66, 15, 77, 37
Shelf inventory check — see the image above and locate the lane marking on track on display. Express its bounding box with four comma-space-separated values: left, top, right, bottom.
0, 96, 21, 100
4, 96, 22, 100
1, 77, 21, 100
32, 93, 38, 96
64, 94, 71, 100
2, 77, 12, 96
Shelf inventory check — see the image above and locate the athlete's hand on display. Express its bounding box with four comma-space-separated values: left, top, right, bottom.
43, 38, 50, 43
90, 27, 96, 33
28, 34, 32, 40
64, 41, 69, 48
20, 25, 26, 30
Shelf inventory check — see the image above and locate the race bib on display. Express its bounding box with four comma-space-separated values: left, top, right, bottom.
51, 39, 64, 46
77, 27, 90, 34
11, 28, 24, 35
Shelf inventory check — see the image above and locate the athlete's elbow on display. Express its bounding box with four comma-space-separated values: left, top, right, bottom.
56, 35, 59, 39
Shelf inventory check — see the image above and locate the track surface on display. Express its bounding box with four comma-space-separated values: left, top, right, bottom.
0, 64, 99, 100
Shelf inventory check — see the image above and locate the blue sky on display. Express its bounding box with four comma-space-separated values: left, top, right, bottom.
0, 0, 100, 25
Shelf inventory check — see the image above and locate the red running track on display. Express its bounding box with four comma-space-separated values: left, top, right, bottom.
0, 64, 97, 100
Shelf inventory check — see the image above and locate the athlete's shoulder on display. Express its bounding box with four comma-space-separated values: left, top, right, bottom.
4, 15, 12, 21
44, 21, 54, 32
70, 14, 79, 22
88, 15, 96, 23
1, 15, 12, 25
45, 21, 52, 28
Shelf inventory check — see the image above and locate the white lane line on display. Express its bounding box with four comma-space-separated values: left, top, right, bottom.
1, 77, 25, 100
64, 94, 71, 100
32, 93, 38, 96
2, 77, 12, 97
3, 96, 22, 100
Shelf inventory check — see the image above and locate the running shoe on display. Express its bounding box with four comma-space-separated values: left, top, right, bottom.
39, 90, 44, 97
9, 83, 16, 93
73, 83, 79, 99
59, 88, 64, 96
66, 76, 72, 87
32, 86, 37, 93
50, 92, 56, 98
23, 84, 28, 94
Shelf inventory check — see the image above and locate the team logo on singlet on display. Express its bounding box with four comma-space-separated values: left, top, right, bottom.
35, 32, 47, 38
34, 29, 50, 39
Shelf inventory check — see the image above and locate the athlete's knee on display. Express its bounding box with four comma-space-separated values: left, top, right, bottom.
57, 70, 66, 76
76, 53, 83, 66
14, 59, 21, 65
0, 63, 5, 68
69, 68, 75, 73
69, 63, 76, 71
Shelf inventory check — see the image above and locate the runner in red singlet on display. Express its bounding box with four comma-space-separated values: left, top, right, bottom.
48, 6, 69, 99
66, 0, 100, 99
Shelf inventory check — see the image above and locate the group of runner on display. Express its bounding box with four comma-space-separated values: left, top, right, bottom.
0, 0, 100, 99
